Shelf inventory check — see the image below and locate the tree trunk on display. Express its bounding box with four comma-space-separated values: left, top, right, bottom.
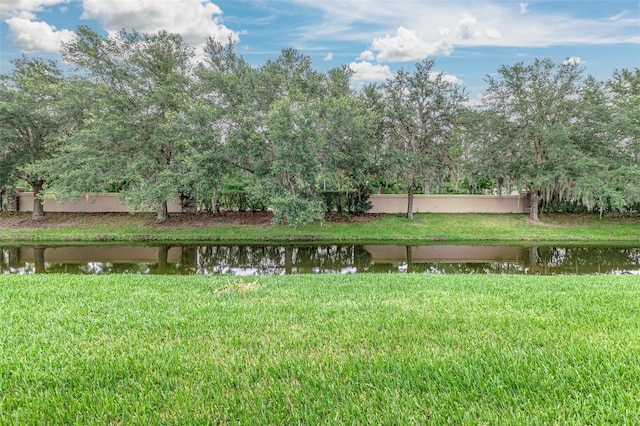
157, 201, 169, 222
33, 246, 46, 273
407, 185, 414, 221
8, 246, 20, 268
285, 245, 293, 275
31, 178, 45, 220
181, 246, 197, 273
529, 189, 540, 222
528, 246, 539, 274
157, 245, 168, 274
7, 189, 18, 212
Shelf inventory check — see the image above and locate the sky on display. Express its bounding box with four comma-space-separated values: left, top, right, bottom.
0, 0, 639, 97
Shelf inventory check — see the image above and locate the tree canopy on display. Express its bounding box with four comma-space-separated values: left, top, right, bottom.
383, 59, 468, 220
0, 57, 67, 219
471, 58, 621, 221
1, 28, 637, 224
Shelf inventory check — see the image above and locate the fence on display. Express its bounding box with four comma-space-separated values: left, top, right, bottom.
369, 194, 526, 214
9, 192, 526, 214
15, 192, 183, 213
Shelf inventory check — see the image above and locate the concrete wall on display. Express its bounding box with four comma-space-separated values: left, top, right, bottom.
369, 194, 526, 214
18, 192, 183, 213
15, 192, 525, 214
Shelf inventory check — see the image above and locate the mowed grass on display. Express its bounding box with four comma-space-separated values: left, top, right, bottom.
1, 274, 639, 424
1, 211, 639, 243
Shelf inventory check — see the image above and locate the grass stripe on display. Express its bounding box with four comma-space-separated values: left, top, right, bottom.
0, 274, 638, 424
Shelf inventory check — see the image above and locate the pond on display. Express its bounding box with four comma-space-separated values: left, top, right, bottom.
1, 244, 639, 275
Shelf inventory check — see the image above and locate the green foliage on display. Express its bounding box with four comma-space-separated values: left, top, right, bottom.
0, 57, 69, 218
53, 27, 200, 221
320, 187, 372, 215
383, 59, 469, 219
316, 80, 382, 199
0, 60, 60, 177
605, 68, 640, 208
473, 58, 621, 220
213, 190, 266, 212
2, 32, 637, 222
270, 193, 325, 227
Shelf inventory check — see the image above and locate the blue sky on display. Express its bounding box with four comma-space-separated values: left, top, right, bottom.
1, 0, 638, 97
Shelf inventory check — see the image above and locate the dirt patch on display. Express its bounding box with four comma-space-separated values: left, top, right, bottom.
0, 212, 102, 229
526, 218, 551, 226
152, 211, 275, 228
323, 213, 380, 223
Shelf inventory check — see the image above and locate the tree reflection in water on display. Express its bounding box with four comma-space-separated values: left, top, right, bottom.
0, 245, 638, 276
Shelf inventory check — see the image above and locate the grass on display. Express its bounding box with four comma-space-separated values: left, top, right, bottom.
1, 274, 639, 424
1, 211, 639, 243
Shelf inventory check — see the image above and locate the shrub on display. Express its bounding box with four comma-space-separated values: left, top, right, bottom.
270, 194, 325, 227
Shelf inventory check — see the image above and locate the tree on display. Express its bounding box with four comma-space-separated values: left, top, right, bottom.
316, 68, 382, 214
196, 37, 264, 211
0, 57, 66, 219
56, 27, 198, 221
568, 75, 627, 216
383, 59, 468, 220
200, 45, 330, 225
477, 58, 599, 222
258, 50, 326, 225
263, 98, 325, 226
608, 68, 640, 162
605, 68, 640, 211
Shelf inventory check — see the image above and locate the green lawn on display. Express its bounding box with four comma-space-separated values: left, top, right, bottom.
1, 274, 639, 424
1, 211, 639, 243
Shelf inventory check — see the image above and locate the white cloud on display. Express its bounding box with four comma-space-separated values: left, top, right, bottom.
456, 14, 480, 40
485, 28, 502, 39
563, 56, 582, 65
348, 61, 392, 82
288, 1, 640, 55
429, 72, 463, 85
81, 0, 238, 47
1, 0, 67, 19
370, 26, 453, 62
5, 16, 74, 52
324, 52, 333, 61
359, 50, 375, 61
362, 13, 486, 63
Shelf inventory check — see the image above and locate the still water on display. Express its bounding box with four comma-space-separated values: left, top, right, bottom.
1, 244, 639, 275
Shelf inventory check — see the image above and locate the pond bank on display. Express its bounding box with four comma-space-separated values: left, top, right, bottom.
1, 211, 638, 243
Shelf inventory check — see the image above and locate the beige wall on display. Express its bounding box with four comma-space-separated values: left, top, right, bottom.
18, 192, 183, 213
19, 246, 182, 263
369, 194, 525, 214
16, 192, 524, 214
364, 245, 525, 263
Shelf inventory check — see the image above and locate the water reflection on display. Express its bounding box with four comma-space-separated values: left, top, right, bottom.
1, 244, 639, 276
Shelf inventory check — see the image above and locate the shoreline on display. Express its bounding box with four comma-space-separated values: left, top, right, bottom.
1, 211, 639, 244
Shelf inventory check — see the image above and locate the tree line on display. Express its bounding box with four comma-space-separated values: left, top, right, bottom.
1, 27, 638, 224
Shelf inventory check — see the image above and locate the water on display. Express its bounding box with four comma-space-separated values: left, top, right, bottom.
1, 244, 639, 275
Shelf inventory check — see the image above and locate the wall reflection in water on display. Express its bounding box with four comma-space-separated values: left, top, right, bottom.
1, 244, 639, 275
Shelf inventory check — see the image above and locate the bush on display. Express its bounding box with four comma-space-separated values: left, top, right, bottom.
270, 194, 325, 227
209, 190, 267, 213
319, 186, 372, 215
542, 196, 591, 214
